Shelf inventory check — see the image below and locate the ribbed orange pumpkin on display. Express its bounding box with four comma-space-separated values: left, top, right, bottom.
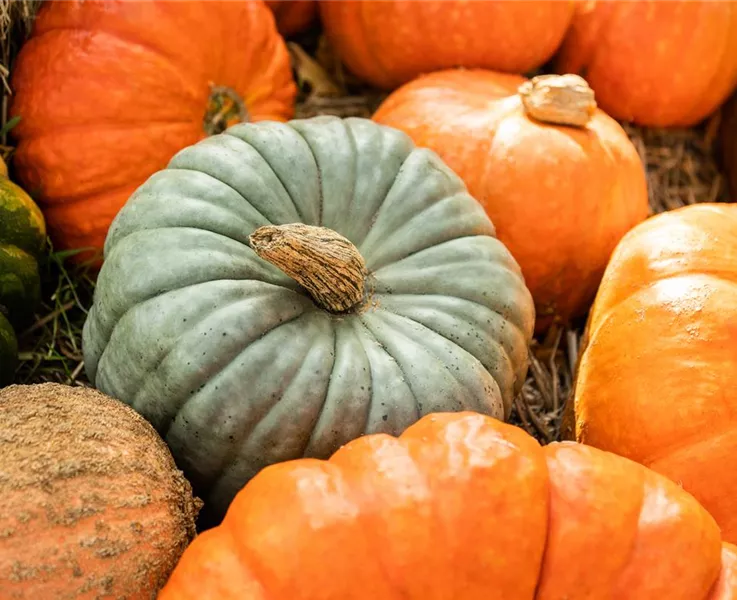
374, 70, 649, 331
9, 0, 295, 263
555, 0, 737, 127
266, 0, 317, 36
572, 203, 737, 544
158, 411, 737, 599
319, 1, 575, 90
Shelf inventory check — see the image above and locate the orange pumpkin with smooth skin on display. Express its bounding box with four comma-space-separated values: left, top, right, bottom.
572, 203, 737, 544
158, 411, 737, 599
373, 70, 649, 331
319, 1, 575, 90
555, 0, 737, 127
9, 0, 296, 263
266, 0, 317, 36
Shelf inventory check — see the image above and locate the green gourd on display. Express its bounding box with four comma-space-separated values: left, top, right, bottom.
82, 116, 535, 523
0, 163, 46, 386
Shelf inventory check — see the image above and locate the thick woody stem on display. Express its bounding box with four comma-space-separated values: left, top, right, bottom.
518, 74, 597, 128
249, 223, 367, 313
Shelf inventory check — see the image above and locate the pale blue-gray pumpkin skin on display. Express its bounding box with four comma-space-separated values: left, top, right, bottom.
82, 116, 534, 520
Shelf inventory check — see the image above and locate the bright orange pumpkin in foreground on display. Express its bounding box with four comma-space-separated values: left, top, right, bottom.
266, 0, 317, 36
572, 203, 737, 544
10, 0, 295, 263
159, 411, 737, 599
555, 0, 737, 127
374, 70, 649, 331
319, 1, 575, 90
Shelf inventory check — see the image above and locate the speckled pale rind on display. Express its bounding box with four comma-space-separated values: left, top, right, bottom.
82, 116, 534, 520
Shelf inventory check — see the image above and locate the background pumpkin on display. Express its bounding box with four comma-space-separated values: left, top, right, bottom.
318, 0, 575, 90
0, 383, 200, 599
722, 92, 737, 199
373, 70, 649, 331
0, 156, 45, 385
266, 0, 317, 36
158, 411, 737, 599
555, 0, 737, 127
9, 0, 296, 264
571, 203, 737, 544
82, 116, 535, 525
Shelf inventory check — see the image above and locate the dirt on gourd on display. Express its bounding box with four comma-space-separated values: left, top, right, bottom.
0, 383, 202, 599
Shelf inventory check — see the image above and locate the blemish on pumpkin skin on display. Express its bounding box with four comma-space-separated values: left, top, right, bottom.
130, 522, 144, 535
10, 560, 55, 582
14, 511, 32, 525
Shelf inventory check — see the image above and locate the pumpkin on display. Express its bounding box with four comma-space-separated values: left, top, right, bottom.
9, 0, 296, 264
0, 383, 201, 599
722, 92, 737, 199
555, 0, 737, 127
0, 156, 46, 385
318, 1, 575, 90
158, 411, 737, 599
266, 0, 317, 36
571, 203, 737, 544
81, 115, 535, 524
374, 71, 649, 331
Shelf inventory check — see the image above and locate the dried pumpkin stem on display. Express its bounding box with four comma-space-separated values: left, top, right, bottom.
249, 223, 367, 313
203, 85, 248, 136
518, 74, 596, 128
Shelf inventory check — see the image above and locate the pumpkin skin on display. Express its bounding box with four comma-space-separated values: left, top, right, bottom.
318, 1, 575, 90
158, 411, 737, 599
0, 383, 201, 599
9, 0, 296, 264
266, 0, 317, 36
572, 203, 737, 544
0, 157, 46, 385
722, 93, 737, 199
82, 115, 535, 524
555, 0, 737, 127
373, 70, 649, 331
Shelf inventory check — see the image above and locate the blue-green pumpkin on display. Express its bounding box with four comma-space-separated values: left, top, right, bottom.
0, 159, 46, 386
82, 116, 535, 522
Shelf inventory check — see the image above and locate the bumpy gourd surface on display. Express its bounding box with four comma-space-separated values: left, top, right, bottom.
0, 176, 45, 385
158, 412, 737, 599
83, 116, 534, 518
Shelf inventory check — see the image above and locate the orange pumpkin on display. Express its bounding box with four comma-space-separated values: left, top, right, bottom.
266, 0, 317, 36
319, 1, 575, 90
722, 93, 737, 199
555, 0, 737, 127
374, 70, 649, 331
572, 203, 737, 544
9, 0, 295, 264
159, 411, 737, 599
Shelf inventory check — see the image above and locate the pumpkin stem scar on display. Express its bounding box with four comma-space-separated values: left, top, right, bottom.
203, 84, 249, 136
518, 74, 597, 128
249, 223, 367, 313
